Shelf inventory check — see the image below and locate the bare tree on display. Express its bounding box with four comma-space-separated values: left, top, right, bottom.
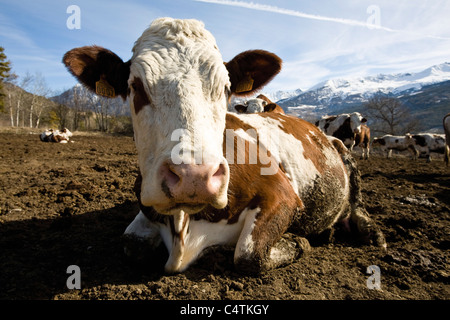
92, 96, 113, 132
25, 72, 50, 128
363, 95, 420, 135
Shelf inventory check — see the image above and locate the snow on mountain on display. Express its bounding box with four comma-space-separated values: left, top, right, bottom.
277, 62, 450, 109
263, 89, 303, 102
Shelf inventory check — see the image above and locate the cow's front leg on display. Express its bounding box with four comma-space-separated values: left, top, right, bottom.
234, 205, 306, 274
123, 211, 163, 261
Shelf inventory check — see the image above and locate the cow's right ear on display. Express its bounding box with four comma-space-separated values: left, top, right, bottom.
63, 45, 130, 99
226, 50, 282, 97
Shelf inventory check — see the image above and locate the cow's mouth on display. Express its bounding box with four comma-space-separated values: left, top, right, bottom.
158, 203, 207, 215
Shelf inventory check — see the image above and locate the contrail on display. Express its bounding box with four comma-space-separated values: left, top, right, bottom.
194, 0, 450, 40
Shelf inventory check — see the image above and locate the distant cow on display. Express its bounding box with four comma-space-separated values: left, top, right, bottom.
40, 128, 73, 143
315, 112, 367, 150
372, 134, 418, 159
444, 113, 450, 166
406, 133, 446, 162
354, 124, 370, 160
234, 94, 285, 114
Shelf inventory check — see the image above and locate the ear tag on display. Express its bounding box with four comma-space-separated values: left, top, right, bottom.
235, 74, 254, 93
96, 77, 116, 98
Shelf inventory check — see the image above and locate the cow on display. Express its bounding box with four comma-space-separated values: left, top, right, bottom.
234, 94, 285, 114
406, 133, 446, 162
354, 124, 370, 160
444, 113, 450, 166
315, 112, 368, 150
372, 134, 418, 159
40, 128, 73, 143
63, 18, 385, 274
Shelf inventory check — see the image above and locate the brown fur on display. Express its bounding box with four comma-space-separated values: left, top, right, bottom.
62, 45, 130, 100
225, 50, 282, 96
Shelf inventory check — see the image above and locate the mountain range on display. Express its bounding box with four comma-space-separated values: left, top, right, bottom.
271, 62, 450, 132
54, 62, 450, 133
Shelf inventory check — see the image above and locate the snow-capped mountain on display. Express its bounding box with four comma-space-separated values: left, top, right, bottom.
276, 62, 450, 110
264, 89, 303, 102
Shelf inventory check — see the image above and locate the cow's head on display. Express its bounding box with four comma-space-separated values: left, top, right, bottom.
63, 18, 281, 215
234, 94, 279, 114
349, 112, 367, 134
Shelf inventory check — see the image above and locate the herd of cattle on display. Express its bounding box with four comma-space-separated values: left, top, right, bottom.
54, 18, 448, 274
39, 93, 449, 166
231, 96, 450, 164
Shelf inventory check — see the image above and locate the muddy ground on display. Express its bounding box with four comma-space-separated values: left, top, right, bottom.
0, 129, 448, 300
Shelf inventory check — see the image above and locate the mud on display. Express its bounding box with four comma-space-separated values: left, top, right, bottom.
0, 130, 448, 300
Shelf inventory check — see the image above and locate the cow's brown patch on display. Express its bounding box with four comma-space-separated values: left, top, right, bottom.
131, 77, 152, 114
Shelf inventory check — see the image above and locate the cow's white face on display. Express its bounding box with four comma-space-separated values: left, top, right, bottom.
63, 17, 282, 216
349, 112, 366, 134
129, 19, 230, 214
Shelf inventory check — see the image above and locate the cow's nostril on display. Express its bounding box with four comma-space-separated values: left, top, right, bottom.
161, 163, 181, 188
213, 162, 226, 178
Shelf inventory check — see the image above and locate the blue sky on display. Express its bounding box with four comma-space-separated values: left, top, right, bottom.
1, 0, 450, 94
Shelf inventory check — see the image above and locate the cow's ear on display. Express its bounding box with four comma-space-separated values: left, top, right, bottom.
264, 103, 277, 112
234, 104, 247, 113
63, 45, 130, 100
226, 50, 282, 96
361, 117, 368, 123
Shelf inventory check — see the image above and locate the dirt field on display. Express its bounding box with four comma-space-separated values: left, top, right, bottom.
0, 129, 448, 300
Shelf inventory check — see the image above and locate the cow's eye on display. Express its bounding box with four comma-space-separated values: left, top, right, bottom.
131, 83, 137, 91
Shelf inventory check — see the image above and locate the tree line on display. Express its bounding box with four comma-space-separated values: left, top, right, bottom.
0, 47, 132, 134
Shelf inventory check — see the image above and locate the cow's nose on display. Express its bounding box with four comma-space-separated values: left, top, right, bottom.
159, 159, 228, 208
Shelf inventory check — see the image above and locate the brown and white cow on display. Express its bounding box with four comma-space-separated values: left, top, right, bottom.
354, 124, 370, 160
40, 128, 73, 143
444, 113, 450, 166
372, 134, 418, 159
234, 94, 285, 114
406, 133, 446, 162
315, 112, 368, 151
63, 18, 385, 274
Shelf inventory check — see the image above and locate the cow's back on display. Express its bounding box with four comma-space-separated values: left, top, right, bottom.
231, 112, 350, 235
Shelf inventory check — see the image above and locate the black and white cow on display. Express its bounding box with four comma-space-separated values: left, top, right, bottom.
406, 133, 446, 162
40, 128, 73, 143
316, 112, 368, 150
372, 134, 418, 159
63, 18, 385, 274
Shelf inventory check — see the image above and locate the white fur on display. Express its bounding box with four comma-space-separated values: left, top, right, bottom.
234, 207, 261, 262
128, 18, 231, 212
126, 206, 256, 273
234, 113, 321, 195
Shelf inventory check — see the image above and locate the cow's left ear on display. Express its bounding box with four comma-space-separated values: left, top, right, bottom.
264, 103, 277, 112
63, 45, 130, 100
234, 104, 248, 113
361, 117, 368, 123
226, 50, 282, 96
